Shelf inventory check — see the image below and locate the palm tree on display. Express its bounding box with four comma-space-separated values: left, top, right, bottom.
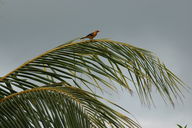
0, 39, 185, 128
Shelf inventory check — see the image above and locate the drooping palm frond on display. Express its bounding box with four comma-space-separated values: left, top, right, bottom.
0, 39, 184, 104
0, 86, 141, 128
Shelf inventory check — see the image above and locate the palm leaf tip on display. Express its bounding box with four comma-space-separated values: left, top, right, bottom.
0, 39, 185, 105
0, 87, 141, 128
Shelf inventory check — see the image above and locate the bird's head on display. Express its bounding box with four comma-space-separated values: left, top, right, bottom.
95, 30, 100, 33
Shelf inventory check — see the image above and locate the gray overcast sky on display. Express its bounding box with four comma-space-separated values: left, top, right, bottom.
0, 0, 192, 128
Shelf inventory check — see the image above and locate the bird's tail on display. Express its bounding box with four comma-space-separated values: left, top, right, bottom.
80, 36, 86, 39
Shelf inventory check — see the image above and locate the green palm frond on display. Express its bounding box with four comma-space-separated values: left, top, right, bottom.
0, 86, 140, 128
177, 124, 187, 128
0, 39, 184, 104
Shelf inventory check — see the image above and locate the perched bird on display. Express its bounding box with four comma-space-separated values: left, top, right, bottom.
80, 30, 100, 40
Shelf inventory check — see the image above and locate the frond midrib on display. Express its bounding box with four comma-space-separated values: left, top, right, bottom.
0, 86, 77, 103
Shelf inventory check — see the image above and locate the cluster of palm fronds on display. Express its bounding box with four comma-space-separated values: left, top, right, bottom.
0, 39, 185, 128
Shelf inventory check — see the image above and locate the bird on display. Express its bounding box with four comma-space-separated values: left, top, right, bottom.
80, 30, 100, 40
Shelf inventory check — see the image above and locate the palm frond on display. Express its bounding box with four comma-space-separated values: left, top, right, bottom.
0, 39, 184, 104
177, 124, 188, 128
0, 86, 140, 128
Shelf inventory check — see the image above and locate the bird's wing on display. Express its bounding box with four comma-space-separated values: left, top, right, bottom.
86, 33, 94, 37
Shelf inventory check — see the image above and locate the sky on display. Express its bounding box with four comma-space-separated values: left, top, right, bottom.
0, 0, 192, 128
